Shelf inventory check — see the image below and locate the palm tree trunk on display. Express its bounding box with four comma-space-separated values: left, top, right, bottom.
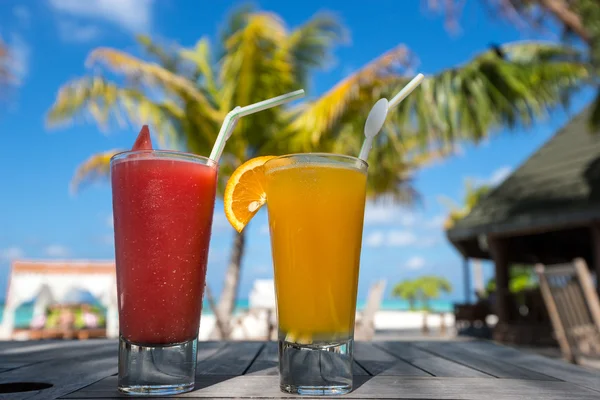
204, 284, 227, 339
536, 0, 590, 43
421, 311, 429, 334
209, 229, 246, 339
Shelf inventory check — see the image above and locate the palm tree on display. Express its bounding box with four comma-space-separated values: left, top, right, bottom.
392, 275, 452, 332
428, 0, 600, 128
416, 275, 452, 333
47, 8, 588, 338
416, 275, 453, 311
391, 280, 420, 310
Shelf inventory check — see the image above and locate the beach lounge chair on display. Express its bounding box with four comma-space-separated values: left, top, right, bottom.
535, 258, 600, 364
355, 280, 386, 341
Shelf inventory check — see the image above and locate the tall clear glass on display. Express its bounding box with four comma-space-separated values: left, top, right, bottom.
264, 153, 368, 395
111, 150, 218, 396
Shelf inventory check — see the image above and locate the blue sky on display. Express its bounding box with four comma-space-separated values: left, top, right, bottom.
0, 0, 594, 303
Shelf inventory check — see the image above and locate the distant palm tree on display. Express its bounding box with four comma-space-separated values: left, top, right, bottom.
392, 275, 452, 332
416, 275, 453, 311
48, 7, 588, 338
392, 280, 420, 310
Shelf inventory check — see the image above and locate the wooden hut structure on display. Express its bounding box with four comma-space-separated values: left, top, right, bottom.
446, 107, 600, 343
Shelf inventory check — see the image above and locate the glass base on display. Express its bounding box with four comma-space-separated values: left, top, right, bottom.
278, 337, 353, 395
118, 336, 197, 396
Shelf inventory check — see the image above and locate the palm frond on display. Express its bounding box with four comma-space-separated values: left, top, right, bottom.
287, 13, 348, 87
180, 37, 218, 98
136, 35, 181, 73
219, 11, 299, 157
393, 41, 589, 152
86, 48, 219, 119
218, 4, 255, 58
71, 149, 121, 193
220, 12, 293, 108
287, 45, 415, 150
47, 76, 186, 146
501, 41, 584, 62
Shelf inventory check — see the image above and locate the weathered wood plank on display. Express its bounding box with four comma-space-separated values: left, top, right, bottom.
0, 340, 116, 364
452, 340, 600, 393
352, 360, 371, 376
353, 342, 430, 376
245, 341, 278, 376
196, 341, 263, 375
0, 363, 35, 371
62, 375, 600, 399
374, 341, 433, 360
375, 342, 493, 378
414, 341, 558, 380
0, 350, 116, 400
196, 341, 226, 362
244, 342, 369, 376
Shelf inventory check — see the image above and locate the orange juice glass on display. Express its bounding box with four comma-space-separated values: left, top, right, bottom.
264, 153, 368, 395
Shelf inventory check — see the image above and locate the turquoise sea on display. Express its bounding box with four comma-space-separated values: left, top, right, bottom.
0, 299, 453, 329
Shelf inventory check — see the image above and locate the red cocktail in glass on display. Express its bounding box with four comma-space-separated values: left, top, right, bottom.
111, 126, 217, 395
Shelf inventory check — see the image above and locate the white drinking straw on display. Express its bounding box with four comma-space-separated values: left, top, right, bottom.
358, 74, 425, 161
209, 90, 305, 162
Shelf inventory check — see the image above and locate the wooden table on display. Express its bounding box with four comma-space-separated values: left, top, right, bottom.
1, 339, 600, 399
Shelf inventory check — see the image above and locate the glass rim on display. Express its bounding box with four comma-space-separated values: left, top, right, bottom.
264, 152, 368, 170
110, 150, 217, 167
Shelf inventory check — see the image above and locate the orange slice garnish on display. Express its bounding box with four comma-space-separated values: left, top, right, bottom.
224, 156, 276, 232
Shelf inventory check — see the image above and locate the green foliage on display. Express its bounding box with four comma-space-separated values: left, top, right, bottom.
47, 8, 588, 200
391, 280, 420, 310
441, 179, 492, 229
430, 0, 599, 130
486, 264, 538, 294
392, 275, 453, 311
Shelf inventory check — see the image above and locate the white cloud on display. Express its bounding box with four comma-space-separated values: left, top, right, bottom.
387, 230, 417, 247
13, 6, 31, 27
417, 236, 440, 248
406, 256, 425, 270
48, 0, 153, 33
0, 247, 24, 261
425, 214, 446, 230
106, 213, 114, 228
364, 202, 418, 227
58, 20, 102, 43
102, 234, 114, 245
365, 231, 385, 247
4, 33, 30, 86
366, 230, 420, 247
488, 166, 513, 186
212, 211, 228, 231
259, 224, 269, 235
44, 245, 70, 257
252, 265, 270, 274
